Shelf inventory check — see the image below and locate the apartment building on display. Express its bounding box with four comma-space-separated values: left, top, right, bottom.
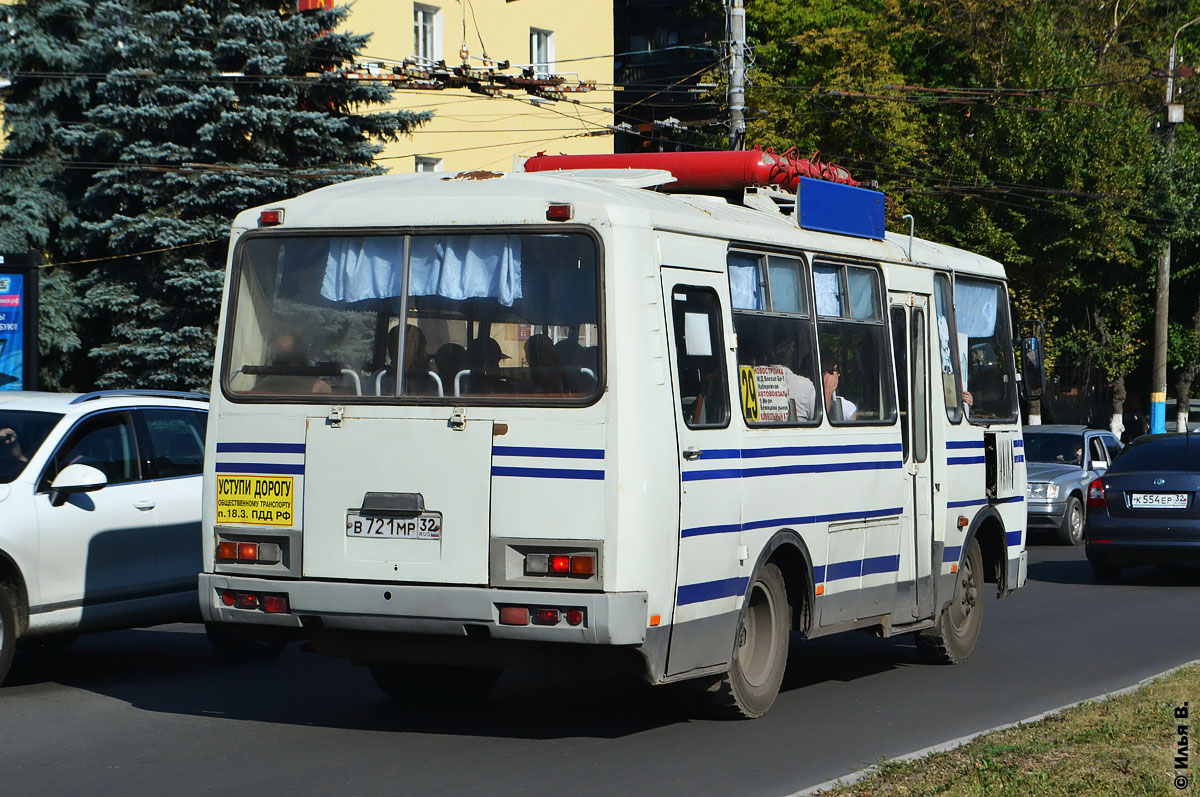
346, 0, 615, 173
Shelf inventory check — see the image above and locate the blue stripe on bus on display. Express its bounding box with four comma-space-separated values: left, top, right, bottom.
1015, 455, 1025, 463
947, 456, 986, 465
861, 554, 901, 576
491, 466, 604, 480
996, 495, 1025, 504
1014, 439, 1024, 447
677, 577, 749, 605
683, 460, 903, 482
1006, 529, 1024, 546
947, 498, 989, 508
214, 462, 305, 475
697, 449, 742, 460
825, 559, 862, 581
682, 506, 904, 538
947, 440, 985, 449
216, 442, 305, 454
493, 446, 605, 460
943, 545, 962, 563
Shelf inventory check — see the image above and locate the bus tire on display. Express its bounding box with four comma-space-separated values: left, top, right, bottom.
369, 663, 503, 703
1057, 496, 1085, 546
918, 539, 983, 665
701, 563, 790, 719
0, 585, 15, 687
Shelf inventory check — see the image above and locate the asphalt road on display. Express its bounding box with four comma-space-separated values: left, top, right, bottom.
3, 541, 1200, 797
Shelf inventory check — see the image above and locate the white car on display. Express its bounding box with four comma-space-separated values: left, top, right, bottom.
0, 390, 273, 686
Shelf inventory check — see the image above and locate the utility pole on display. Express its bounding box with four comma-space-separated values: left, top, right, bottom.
727, 0, 746, 150
1151, 16, 1200, 435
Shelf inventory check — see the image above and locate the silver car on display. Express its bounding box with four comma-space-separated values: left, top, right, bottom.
1023, 425, 1123, 545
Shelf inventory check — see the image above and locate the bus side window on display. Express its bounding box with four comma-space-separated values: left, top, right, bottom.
814, 263, 896, 424
728, 251, 821, 426
671, 287, 730, 429
933, 273, 963, 423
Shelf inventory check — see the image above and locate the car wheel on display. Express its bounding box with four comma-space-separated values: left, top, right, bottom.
918, 539, 984, 664
1089, 554, 1122, 584
0, 585, 16, 687
204, 622, 286, 664
699, 562, 790, 719
368, 663, 503, 703
1057, 496, 1085, 546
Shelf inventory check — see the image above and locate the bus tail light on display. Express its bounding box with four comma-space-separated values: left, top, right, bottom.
216, 539, 281, 564
566, 609, 584, 626
569, 554, 595, 575
1087, 478, 1106, 508
217, 541, 238, 561
499, 607, 530, 626
235, 592, 260, 609
549, 554, 570, 573
263, 595, 290, 614
534, 608, 560, 624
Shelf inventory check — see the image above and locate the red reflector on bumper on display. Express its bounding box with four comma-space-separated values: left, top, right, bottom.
220, 589, 237, 606
263, 595, 290, 614
235, 592, 260, 609
499, 606, 529, 626
534, 608, 560, 624
566, 609, 584, 626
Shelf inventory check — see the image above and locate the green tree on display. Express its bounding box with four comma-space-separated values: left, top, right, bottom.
2, 0, 428, 390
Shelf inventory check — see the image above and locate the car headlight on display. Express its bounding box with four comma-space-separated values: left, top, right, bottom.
1027, 482, 1060, 500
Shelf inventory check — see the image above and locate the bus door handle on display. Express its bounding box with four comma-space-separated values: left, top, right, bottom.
682, 447, 702, 461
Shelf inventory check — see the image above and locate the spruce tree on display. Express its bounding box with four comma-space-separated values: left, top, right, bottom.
5, 0, 427, 390
0, 0, 108, 386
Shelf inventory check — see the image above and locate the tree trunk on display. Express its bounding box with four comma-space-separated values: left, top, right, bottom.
1110, 374, 1126, 438
1176, 297, 1200, 433
1027, 397, 1041, 425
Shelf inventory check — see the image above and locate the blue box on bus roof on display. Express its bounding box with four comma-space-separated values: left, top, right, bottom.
795, 177, 885, 240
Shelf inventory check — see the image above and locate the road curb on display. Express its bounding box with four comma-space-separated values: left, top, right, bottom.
791, 658, 1200, 796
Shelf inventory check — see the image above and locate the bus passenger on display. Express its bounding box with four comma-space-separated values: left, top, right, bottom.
771, 333, 816, 422
821, 355, 857, 422
525, 333, 571, 393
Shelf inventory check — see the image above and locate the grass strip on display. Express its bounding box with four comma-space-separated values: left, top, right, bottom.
814, 663, 1200, 796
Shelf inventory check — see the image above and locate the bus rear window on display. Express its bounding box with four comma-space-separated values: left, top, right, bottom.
224, 231, 601, 402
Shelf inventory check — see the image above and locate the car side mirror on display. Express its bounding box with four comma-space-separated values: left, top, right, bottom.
49, 463, 108, 507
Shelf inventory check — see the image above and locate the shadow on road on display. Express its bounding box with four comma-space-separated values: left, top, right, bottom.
1029, 557, 1200, 587
2, 622, 929, 739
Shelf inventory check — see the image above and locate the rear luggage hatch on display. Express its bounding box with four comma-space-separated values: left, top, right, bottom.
302, 416, 492, 584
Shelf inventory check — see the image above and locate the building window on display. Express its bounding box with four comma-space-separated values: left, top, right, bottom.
415, 156, 443, 173
530, 28, 554, 77
414, 4, 442, 65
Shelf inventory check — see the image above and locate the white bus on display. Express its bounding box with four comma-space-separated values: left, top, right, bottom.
200, 153, 1038, 717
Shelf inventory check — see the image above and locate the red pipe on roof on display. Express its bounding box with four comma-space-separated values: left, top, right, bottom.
523, 146, 859, 191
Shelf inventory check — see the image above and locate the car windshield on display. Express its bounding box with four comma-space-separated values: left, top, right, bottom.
0, 410, 63, 483
1108, 437, 1200, 473
1023, 432, 1083, 466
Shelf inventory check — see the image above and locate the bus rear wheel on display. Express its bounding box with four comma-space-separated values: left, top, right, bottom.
701, 563, 790, 719
918, 539, 983, 664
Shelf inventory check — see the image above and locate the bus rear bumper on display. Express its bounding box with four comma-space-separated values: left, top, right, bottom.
198, 573, 648, 646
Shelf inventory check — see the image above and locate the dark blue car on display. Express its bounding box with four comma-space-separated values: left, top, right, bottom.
1085, 434, 1200, 582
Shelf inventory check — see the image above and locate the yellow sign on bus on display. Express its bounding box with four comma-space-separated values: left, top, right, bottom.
216, 475, 295, 526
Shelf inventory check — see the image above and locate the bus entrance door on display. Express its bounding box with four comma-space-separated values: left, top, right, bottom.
890, 294, 935, 621
661, 272, 744, 676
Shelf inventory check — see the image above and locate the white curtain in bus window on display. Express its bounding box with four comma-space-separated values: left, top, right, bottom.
320, 235, 523, 306
728, 251, 765, 310
767, 257, 804, 314
814, 265, 842, 316
847, 267, 880, 320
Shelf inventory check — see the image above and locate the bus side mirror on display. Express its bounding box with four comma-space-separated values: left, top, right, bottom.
1016, 324, 1046, 401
